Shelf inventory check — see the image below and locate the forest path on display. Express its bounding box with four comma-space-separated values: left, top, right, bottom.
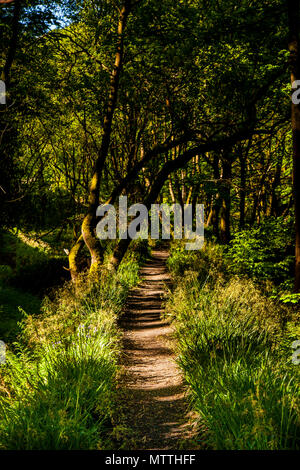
118, 248, 197, 450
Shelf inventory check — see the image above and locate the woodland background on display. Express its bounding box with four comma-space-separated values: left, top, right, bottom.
0, 0, 299, 450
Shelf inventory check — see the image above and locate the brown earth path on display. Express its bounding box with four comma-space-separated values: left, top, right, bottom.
118, 248, 197, 450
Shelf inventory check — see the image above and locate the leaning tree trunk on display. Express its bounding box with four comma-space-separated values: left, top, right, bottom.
69, 0, 131, 280
68, 235, 84, 282
109, 115, 260, 268
288, 0, 300, 292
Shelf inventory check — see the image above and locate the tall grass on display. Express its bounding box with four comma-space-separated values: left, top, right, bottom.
0, 251, 140, 450
165, 241, 300, 450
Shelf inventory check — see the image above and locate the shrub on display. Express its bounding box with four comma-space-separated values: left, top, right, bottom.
226, 217, 294, 286
166, 240, 224, 277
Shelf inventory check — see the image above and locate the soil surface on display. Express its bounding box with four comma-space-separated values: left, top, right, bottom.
119, 248, 197, 450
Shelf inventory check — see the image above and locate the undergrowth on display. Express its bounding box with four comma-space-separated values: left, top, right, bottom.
165, 241, 300, 450
0, 246, 141, 450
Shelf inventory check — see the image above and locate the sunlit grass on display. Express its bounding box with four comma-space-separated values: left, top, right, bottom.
165, 241, 300, 450
0, 249, 141, 449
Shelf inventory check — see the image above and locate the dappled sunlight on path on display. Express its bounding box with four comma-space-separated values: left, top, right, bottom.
119, 249, 197, 450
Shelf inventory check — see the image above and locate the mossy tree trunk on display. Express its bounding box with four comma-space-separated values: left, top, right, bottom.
68, 235, 84, 282
70, 1, 131, 280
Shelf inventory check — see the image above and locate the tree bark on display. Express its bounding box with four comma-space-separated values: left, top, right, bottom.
219, 156, 232, 244
0, 0, 22, 228
68, 235, 85, 282
211, 153, 221, 238
270, 152, 283, 216
239, 152, 246, 229
288, 0, 300, 291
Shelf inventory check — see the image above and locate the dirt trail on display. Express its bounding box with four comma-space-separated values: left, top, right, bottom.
119, 248, 196, 450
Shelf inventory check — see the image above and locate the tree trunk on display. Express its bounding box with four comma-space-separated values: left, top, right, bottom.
73, 1, 131, 278
110, 119, 260, 267
219, 157, 232, 244
288, 0, 300, 291
0, 0, 22, 228
270, 153, 283, 216
68, 235, 85, 282
239, 153, 246, 229
212, 153, 221, 238
238, 138, 252, 229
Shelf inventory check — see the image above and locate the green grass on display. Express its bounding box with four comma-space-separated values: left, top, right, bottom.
0, 249, 140, 450
165, 241, 300, 450
0, 331, 117, 449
